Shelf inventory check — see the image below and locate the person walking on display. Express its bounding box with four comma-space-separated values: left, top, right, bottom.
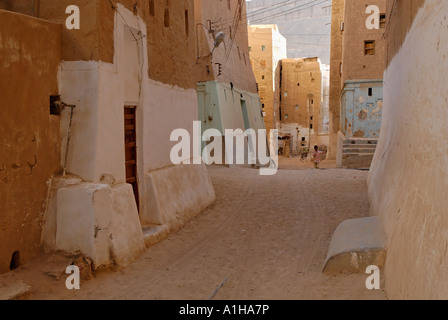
312, 145, 325, 169
299, 144, 309, 162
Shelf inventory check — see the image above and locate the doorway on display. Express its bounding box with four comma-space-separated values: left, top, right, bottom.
240, 100, 250, 130
240, 100, 255, 163
124, 106, 139, 210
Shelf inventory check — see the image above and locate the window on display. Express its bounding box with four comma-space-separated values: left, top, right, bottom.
50, 95, 61, 115
285, 114, 289, 120
380, 14, 386, 29
262, 75, 265, 80
261, 45, 266, 51
365, 40, 375, 55
295, 105, 299, 111
248, 46, 252, 52
297, 83, 300, 87
368, 88, 373, 96
149, 0, 155, 16
185, 10, 189, 37
164, 9, 170, 28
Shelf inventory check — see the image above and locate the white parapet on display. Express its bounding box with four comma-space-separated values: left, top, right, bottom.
142, 163, 216, 230
56, 182, 145, 269
323, 216, 387, 274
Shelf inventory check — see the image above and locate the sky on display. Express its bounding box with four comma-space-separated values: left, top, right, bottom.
246, 0, 332, 65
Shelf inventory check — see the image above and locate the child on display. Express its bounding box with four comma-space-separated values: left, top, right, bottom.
299, 144, 309, 162
312, 145, 325, 169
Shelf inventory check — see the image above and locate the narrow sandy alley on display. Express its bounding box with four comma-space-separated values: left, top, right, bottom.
5, 162, 386, 300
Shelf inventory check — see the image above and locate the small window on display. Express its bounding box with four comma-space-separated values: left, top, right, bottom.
164, 9, 170, 28
149, 0, 155, 16
310, 123, 313, 129
365, 40, 375, 55
248, 46, 252, 52
262, 104, 265, 109
295, 105, 299, 111
284, 91, 288, 97
380, 14, 386, 29
262, 75, 265, 80
50, 95, 61, 116
368, 88, 373, 96
285, 114, 289, 120
261, 45, 266, 51
297, 83, 300, 87
185, 10, 189, 37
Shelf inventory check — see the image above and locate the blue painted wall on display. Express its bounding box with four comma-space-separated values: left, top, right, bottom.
340, 80, 383, 139
197, 81, 266, 163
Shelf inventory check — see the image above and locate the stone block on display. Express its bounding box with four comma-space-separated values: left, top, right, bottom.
323, 217, 387, 274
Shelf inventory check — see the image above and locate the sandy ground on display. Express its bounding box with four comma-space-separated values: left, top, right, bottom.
1, 157, 386, 300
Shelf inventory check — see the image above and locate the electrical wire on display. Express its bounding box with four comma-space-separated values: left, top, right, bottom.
218, 0, 330, 25
249, 0, 328, 25
223, 0, 245, 68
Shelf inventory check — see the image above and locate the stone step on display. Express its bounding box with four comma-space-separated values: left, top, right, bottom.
342, 153, 375, 169
343, 148, 377, 154
142, 225, 170, 248
343, 140, 378, 145
343, 144, 377, 149
343, 153, 375, 157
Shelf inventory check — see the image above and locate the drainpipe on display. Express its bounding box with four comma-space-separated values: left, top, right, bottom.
54, 101, 77, 176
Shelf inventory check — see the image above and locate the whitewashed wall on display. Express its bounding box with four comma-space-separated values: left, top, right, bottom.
368, 0, 448, 299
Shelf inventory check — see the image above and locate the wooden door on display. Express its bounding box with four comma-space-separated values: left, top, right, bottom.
124, 106, 139, 210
